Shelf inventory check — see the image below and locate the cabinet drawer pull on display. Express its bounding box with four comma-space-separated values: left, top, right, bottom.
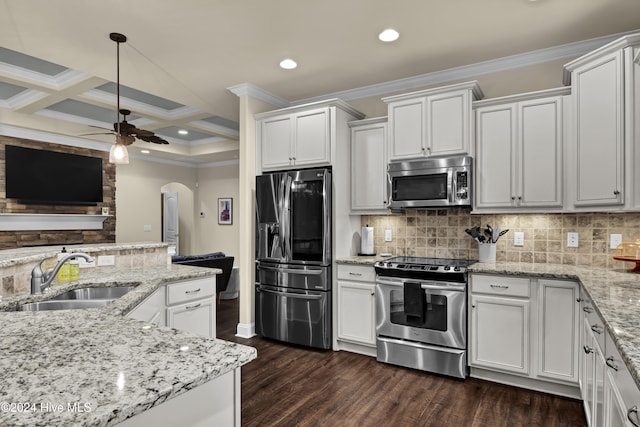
185, 288, 201, 294
591, 324, 603, 335
583, 306, 593, 314
490, 284, 509, 289
185, 303, 202, 310
583, 345, 593, 354
628, 406, 640, 427
349, 272, 363, 276
606, 357, 619, 371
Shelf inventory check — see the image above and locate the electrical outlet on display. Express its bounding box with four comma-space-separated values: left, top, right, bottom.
385, 229, 393, 242
97, 255, 115, 266
610, 234, 623, 249
514, 231, 524, 247
567, 232, 579, 248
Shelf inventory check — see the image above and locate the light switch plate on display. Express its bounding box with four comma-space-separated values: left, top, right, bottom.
567, 232, 579, 248
514, 231, 524, 247
385, 229, 392, 242
143, 224, 152, 232
610, 234, 623, 250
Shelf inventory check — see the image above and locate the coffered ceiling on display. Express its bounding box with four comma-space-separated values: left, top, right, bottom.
1, 0, 639, 166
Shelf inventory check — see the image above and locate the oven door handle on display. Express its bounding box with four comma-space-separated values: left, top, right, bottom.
259, 265, 323, 275
256, 286, 323, 300
420, 284, 465, 292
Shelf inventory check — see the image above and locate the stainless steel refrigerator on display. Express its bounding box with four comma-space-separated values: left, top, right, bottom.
255, 167, 332, 349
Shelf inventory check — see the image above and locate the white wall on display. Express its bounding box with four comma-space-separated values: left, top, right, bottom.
194, 163, 240, 263
115, 158, 197, 245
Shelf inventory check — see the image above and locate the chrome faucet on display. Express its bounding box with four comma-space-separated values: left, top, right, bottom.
30, 252, 94, 294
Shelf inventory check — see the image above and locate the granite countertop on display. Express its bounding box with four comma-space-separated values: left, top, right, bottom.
0, 242, 169, 268
469, 261, 640, 389
0, 264, 256, 427
336, 255, 389, 265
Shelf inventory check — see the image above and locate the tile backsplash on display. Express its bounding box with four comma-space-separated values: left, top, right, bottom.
361, 209, 640, 269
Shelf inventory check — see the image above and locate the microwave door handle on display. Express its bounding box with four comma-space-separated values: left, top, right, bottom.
449, 169, 456, 204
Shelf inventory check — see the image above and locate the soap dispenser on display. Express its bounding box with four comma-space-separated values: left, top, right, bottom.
57, 247, 71, 284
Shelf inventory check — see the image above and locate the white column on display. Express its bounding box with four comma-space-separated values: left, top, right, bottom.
228, 84, 287, 338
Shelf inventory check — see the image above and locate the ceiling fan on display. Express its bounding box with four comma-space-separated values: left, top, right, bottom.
84, 32, 169, 164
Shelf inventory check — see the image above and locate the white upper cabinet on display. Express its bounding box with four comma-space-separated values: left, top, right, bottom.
564, 34, 640, 210
256, 99, 364, 172
349, 118, 388, 213
383, 81, 483, 161
569, 50, 624, 207
474, 89, 567, 212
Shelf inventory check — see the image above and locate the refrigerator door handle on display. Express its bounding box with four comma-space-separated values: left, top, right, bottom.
256, 286, 324, 300
282, 174, 293, 261
259, 265, 323, 275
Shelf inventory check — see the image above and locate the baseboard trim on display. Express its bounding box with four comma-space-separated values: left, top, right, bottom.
235, 322, 255, 339
470, 367, 581, 399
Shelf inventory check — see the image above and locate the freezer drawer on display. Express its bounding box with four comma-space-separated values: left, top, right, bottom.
257, 262, 331, 291
255, 284, 331, 349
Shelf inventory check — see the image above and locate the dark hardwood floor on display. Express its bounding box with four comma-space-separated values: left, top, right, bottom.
217, 297, 587, 427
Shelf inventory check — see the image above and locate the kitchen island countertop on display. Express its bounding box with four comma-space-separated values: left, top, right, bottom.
0, 264, 256, 427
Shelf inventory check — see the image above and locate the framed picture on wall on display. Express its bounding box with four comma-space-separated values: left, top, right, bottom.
218, 197, 233, 225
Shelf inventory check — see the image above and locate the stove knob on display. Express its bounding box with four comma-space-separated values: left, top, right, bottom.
444, 265, 451, 271
454, 266, 461, 272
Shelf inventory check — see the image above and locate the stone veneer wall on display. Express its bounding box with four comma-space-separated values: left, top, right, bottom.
0, 247, 169, 297
362, 209, 640, 269
0, 135, 115, 249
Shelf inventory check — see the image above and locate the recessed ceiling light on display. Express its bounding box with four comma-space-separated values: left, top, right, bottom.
178, 129, 189, 135
280, 58, 297, 70
140, 149, 150, 154
379, 29, 399, 42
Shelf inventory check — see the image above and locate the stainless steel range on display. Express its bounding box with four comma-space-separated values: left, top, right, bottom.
374, 256, 473, 379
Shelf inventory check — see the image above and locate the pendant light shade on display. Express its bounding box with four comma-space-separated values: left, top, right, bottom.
109, 140, 130, 164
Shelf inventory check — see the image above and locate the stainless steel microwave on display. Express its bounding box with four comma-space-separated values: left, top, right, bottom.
387, 156, 472, 209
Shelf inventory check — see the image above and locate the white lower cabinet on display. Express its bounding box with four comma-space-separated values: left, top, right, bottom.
537, 279, 580, 383
127, 286, 166, 326
167, 299, 216, 338
336, 264, 376, 356
127, 276, 217, 338
469, 274, 580, 396
580, 292, 640, 427
470, 293, 530, 375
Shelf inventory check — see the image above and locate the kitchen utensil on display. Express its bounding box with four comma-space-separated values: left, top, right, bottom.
492, 227, 500, 243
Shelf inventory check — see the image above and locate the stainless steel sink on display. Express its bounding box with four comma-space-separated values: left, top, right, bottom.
18, 300, 113, 311
50, 286, 136, 301
15, 285, 137, 311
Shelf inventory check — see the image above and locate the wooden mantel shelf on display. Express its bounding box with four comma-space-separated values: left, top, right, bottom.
0, 214, 109, 231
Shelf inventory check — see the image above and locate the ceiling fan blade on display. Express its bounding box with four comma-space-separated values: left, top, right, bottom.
79, 132, 115, 136
89, 125, 113, 131
136, 133, 169, 144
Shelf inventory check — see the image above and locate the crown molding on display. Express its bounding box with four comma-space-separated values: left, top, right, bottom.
227, 83, 289, 108
295, 30, 640, 104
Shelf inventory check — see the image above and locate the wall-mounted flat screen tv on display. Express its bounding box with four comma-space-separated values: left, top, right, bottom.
5, 145, 103, 206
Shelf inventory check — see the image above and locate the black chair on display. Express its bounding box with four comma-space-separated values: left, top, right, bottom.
172, 253, 235, 303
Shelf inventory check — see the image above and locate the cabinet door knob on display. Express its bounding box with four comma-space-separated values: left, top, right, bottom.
614, 190, 620, 195
511, 196, 516, 201
583, 306, 593, 314
518, 196, 522, 200
583, 345, 593, 354
576, 298, 583, 303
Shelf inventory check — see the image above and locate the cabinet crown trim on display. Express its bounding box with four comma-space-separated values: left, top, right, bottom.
473, 87, 570, 108
348, 116, 388, 127
563, 32, 640, 85
254, 98, 364, 120
382, 80, 484, 103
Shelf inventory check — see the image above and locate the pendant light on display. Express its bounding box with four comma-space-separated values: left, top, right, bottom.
109, 32, 130, 164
